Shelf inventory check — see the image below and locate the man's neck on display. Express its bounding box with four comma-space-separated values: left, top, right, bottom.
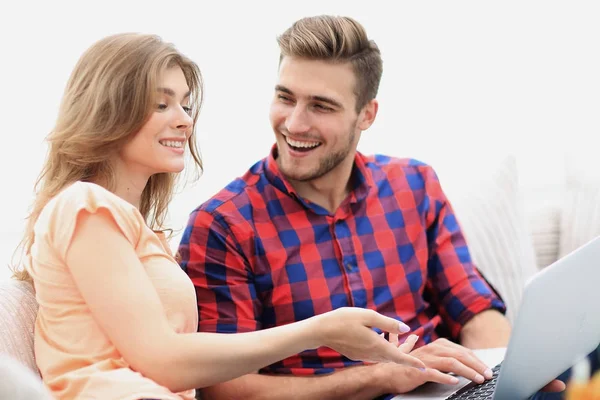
288, 157, 355, 214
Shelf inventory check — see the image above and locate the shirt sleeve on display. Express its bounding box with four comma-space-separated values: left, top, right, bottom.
177, 208, 261, 334
34, 182, 142, 263
420, 165, 506, 339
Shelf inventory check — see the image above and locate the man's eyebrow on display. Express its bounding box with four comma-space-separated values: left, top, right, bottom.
275, 85, 293, 95
311, 95, 343, 109
275, 85, 343, 108
157, 87, 191, 99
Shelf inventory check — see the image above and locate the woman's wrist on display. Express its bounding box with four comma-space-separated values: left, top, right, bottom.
299, 312, 329, 350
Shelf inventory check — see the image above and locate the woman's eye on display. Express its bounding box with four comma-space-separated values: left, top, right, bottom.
183, 106, 193, 115
157, 103, 168, 111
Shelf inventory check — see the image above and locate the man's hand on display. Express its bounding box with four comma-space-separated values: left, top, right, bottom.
392, 336, 565, 393
540, 380, 566, 393
370, 335, 459, 393
408, 338, 493, 383
371, 362, 461, 395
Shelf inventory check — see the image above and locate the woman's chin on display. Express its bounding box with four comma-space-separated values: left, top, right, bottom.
155, 164, 185, 175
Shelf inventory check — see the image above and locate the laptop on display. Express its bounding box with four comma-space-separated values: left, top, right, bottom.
393, 235, 600, 400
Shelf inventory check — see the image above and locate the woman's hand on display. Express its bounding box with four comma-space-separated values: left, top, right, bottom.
310, 307, 426, 369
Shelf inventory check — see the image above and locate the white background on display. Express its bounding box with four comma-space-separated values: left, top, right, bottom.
1, 1, 599, 279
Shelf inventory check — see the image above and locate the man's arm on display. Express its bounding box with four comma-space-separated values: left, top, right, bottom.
420, 163, 507, 340
459, 309, 511, 349
178, 208, 261, 334
199, 367, 385, 400
415, 165, 511, 350
200, 358, 460, 400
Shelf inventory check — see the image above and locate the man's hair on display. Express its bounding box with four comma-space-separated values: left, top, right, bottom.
277, 15, 382, 113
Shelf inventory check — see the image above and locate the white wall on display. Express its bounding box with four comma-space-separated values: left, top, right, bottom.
1, 0, 599, 279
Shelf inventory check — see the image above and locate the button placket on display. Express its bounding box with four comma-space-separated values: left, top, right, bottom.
332, 218, 364, 306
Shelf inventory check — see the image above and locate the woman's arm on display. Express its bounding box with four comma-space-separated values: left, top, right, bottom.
66, 209, 423, 392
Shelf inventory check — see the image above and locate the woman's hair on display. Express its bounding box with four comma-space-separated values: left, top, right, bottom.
12, 33, 204, 281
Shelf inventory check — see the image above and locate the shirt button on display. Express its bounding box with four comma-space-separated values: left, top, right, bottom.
346, 263, 353, 271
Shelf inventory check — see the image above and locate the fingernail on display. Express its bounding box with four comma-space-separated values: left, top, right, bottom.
483, 368, 493, 380
474, 374, 484, 384
398, 322, 410, 333
418, 367, 427, 372
450, 376, 459, 385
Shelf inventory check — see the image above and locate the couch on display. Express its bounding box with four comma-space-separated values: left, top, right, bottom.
1, 154, 598, 391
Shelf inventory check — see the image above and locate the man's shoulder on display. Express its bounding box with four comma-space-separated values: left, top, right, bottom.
193, 158, 269, 220
362, 154, 438, 179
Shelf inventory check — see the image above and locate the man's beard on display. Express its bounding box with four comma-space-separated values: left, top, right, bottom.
280, 128, 356, 182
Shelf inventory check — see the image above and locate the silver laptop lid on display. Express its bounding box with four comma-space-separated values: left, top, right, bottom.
493, 235, 600, 399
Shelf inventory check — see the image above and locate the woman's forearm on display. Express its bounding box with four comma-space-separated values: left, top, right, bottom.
144, 307, 423, 393
159, 318, 319, 392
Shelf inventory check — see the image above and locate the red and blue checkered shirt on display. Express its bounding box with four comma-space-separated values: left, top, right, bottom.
178, 147, 506, 376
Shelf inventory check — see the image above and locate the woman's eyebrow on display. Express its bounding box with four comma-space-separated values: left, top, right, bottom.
157, 87, 191, 99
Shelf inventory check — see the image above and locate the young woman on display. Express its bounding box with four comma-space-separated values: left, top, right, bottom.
13, 33, 423, 400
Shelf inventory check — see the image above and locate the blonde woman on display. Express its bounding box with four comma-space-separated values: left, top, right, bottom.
12, 33, 424, 400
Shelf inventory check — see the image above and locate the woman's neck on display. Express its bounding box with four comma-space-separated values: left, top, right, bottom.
94, 161, 150, 210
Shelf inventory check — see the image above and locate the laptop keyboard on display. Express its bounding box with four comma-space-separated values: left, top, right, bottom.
446, 363, 502, 400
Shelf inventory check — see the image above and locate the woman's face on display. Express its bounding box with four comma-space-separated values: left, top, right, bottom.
119, 66, 193, 178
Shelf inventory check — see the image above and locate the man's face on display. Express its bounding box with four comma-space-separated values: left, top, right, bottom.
269, 57, 374, 183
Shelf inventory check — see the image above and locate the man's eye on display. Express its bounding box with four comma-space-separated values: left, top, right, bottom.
278, 95, 292, 102
314, 104, 333, 112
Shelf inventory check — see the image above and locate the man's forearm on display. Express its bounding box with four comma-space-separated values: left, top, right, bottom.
200, 365, 386, 400
459, 309, 511, 349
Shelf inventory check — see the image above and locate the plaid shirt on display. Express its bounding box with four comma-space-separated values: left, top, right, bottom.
178, 146, 506, 376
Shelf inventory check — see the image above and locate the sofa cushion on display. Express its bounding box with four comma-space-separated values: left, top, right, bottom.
0, 354, 50, 399
0, 278, 39, 374
435, 155, 538, 323
558, 153, 600, 258
524, 187, 563, 269
559, 173, 600, 259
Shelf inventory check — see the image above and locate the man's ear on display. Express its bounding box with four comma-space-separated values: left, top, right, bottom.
357, 99, 379, 130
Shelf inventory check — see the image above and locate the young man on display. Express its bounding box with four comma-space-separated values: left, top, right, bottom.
178, 15, 561, 399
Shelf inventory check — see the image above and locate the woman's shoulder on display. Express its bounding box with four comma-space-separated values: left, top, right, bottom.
57, 181, 131, 207
36, 182, 143, 247
42, 182, 135, 218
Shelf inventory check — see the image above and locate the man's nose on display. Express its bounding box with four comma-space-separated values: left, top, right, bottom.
285, 105, 310, 134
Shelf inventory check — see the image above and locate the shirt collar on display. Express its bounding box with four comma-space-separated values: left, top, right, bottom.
264, 144, 374, 207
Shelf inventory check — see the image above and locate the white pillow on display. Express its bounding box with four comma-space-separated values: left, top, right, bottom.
0, 354, 51, 400
523, 187, 564, 269
559, 156, 600, 258
0, 279, 39, 375
434, 155, 538, 323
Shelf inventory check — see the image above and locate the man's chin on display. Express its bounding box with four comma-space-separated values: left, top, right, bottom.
278, 156, 329, 182
280, 166, 316, 183
281, 171, 309, 182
